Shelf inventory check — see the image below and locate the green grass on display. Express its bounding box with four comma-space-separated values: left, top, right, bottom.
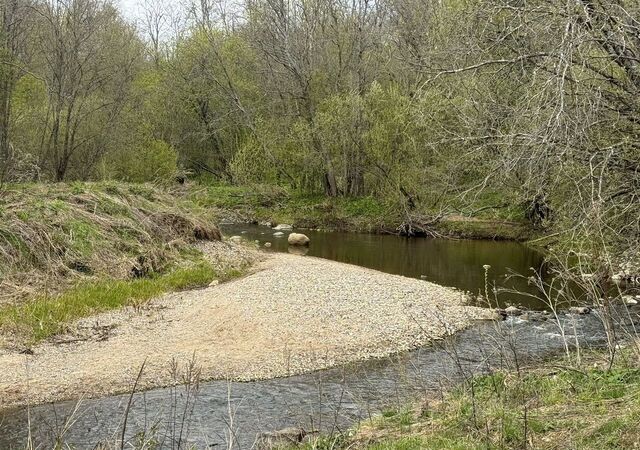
291, 349, 640, 450
190, 183, 535, 239
0, 260, 220, 343
0, 181, 223, 301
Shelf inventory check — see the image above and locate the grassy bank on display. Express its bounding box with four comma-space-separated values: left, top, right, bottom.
0, 259, 218, 344
0, 182, 256, 346
294, 347, 640, 450
190, 184, 537, 241
0, 182, 221, 302
0, 180, 532, 345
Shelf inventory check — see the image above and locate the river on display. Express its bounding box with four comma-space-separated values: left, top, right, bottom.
222, 224, 554, 309
0, 227, 627, 449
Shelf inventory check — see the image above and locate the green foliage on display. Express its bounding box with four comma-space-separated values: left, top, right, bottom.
105, 139, 178, 182
1, 0, 635, 267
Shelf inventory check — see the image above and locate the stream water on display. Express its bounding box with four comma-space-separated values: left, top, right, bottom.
1, 227, 632, 449
222, 224, 551, 309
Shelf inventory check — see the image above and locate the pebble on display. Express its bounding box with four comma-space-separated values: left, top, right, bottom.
568, 306, 591, 315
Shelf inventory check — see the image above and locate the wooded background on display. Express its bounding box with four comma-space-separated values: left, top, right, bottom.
1, 0, 638, 263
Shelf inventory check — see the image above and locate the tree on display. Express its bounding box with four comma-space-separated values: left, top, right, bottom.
33, 0, 141, 180
0, 0, 32, 184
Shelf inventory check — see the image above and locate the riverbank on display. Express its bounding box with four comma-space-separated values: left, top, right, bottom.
0, 252, 491, 410
189, 184, 537, 241
0, 182, 225, 307
289, 343, 640, 450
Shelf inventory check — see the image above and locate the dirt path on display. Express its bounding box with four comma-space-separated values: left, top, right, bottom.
0, 251, 491, 410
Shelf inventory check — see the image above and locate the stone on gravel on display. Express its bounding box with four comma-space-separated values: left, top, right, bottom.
569, 306, 591, 315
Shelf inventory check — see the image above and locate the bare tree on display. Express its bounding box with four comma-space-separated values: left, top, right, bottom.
34, 0, 141, 180
0, 0, 32, 184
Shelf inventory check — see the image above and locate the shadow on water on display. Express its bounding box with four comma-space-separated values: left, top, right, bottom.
223, 224, 549, 309
2, 309, 638, 449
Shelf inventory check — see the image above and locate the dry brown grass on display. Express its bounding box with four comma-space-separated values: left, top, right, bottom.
0, 182, 220, 304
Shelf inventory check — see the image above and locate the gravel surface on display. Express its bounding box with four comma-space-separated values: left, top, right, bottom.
0, 248, 491, 410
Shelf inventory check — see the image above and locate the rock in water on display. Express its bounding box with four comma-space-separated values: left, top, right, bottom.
487, 309, 507, 321
264, 242, 272, 248
288, 233, 310, 246
256, 427, 314, 448
569, 306, 591, 315
505, 306, 522, 316
521, 311, 549, 322
273, 232, 285, 237
273, 224, 293, 230
229, 235, 243, 243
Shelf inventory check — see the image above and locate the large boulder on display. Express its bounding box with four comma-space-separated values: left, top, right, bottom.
288, 233, 310, 246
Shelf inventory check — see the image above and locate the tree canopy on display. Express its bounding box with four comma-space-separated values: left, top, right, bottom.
0, 0, 638, 261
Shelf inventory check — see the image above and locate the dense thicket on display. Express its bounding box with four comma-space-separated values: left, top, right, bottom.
1, 0, 638, 263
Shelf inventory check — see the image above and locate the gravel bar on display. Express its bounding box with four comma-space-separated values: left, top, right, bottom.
0, 247, 491, 410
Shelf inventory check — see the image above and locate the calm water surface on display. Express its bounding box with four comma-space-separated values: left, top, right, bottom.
223, 224, 549, 309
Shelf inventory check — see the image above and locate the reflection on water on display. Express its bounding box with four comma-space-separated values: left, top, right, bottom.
224, 224, 549, 309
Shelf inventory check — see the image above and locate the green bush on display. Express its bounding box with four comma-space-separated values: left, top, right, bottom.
106, 139, 177, 182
